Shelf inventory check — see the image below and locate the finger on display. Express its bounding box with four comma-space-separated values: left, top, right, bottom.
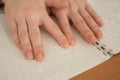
54, 9, 76, 46
5, 15, 21, 49
16, 16, 34, 60
46, 0, 69, 9
43, 15, 69, 48
27, 17, 44, 62
79, 8, 103, 39
69, 11, 97, 43
86, 4, 103, 27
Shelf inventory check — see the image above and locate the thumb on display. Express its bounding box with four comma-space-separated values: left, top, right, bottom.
46, 0, 69, 9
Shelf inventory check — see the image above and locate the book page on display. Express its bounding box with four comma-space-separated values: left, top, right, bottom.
93, 0, 120, 55
0, 13, 107, 80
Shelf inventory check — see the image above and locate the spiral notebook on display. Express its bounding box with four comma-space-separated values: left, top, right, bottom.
0, 0, 120, 80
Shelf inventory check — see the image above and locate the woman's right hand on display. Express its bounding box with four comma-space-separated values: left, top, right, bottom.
2, 0, 69, 62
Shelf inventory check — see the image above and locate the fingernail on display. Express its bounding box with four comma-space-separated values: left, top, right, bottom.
26, 51, 33, 60
36, 53, 44, 62
97, 32, 103, 39
70, 38, 76, 46
99, 20, 104, 27
62, 42, 69, 48
90, 36, 97, 43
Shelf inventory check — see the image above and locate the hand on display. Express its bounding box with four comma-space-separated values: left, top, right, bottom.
45, 0, 69, 15
3, 0, 69, 62
52, 0, 103, 44
46, 0, 69, 9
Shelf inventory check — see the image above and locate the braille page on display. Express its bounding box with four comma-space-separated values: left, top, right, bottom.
0, 13, 107, 80
101, 12, 120, 55
91, 0, 120, 55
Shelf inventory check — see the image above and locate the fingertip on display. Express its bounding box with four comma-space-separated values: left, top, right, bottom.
97, 18, 104, 27
89, 36, 97, 44
35, 50, 45, 62
99, 21, 104, 27
69, 37, 76, 46
61, 41, 69, 48
96, 31, 103, 39
60, 37, 69, 48
26, 50, 34, 60
36, 54, 44, 62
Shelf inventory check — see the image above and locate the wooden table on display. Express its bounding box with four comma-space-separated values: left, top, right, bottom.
70, 53, 120, 80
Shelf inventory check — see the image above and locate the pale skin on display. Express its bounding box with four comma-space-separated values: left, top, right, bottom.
52, 0, 103, 45
1, 0, 103, 62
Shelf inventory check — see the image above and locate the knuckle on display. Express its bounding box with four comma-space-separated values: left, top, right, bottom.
90, 23, 97, 29
70, 7, 76, 13
56, 34, 63, 39
19, 29, 27, 38
25, 9, 37, 18
91, 22, 99, 28
62, 22, 69, 28
75, 18, 84, 27
84, 29, 92, 36
25, 7, 46, 19
34, 45, 42, 50
85, 14, 91, 20
57, 35, 66, 42
28, 12, 36, 19
94, 29, 101, 33
29, 31, 39, 39
33, 44, 43, 53
79, 18, 85, 24
69, 3, 77, 12
25, 6, 33, 14
64, 29, 73, 35
22, 43, 31, 50
16, 11, 22, 17
67, 34, 74, 40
